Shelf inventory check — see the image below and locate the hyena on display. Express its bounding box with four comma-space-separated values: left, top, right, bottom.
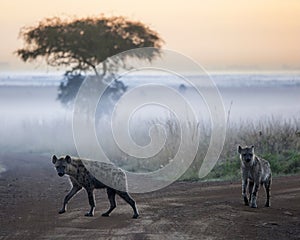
52, 155, 139, 218
237, 145, 272, 208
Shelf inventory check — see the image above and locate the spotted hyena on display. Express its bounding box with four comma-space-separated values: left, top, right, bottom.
52, 155, 139, 218
237, 145, 272, 208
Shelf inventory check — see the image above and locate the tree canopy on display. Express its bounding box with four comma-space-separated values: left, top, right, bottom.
16, 15, 163, 75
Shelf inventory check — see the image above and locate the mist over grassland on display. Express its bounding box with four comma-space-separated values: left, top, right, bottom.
0, 72, 299, 180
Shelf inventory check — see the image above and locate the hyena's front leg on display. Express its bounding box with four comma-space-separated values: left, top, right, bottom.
59, 185, 82, 214
85, 188, 95, 217
242, 178, 249, 206
250, 182, 259, 208
248, 181, 254, 204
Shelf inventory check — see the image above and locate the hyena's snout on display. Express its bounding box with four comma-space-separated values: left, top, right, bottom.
56, 167, 66, 177
242, 153, 253, 163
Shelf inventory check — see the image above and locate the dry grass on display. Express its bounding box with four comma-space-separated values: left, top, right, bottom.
198, 116, 300, 181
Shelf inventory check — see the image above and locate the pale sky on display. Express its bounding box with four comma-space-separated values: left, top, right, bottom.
0, 0, 300, 72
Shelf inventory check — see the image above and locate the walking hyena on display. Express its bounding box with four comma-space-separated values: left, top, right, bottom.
237, 145, 272, 208
52, 155, 139, 218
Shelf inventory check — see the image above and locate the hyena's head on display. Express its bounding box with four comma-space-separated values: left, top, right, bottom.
52, 155, 71, 177
238, 145, 255, 164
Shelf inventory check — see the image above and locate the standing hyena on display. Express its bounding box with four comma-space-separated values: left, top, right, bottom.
52, 155, 139, 218
237, 145, 272, 208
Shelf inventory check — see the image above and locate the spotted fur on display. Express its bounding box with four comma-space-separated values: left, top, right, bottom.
52, 155, 139, 218
238, 145, 272, 208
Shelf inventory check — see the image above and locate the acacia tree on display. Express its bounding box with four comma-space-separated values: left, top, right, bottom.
16, 15, 163, 104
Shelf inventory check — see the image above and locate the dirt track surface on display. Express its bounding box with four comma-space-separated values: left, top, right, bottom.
0, 153, 299, 240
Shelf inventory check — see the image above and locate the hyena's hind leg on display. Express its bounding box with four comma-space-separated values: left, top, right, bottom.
264, 177, 271, 207
102, 188, 117, 217
116, 191, 139, 219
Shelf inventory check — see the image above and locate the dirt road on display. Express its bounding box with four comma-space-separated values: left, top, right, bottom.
0, 153, 299, 239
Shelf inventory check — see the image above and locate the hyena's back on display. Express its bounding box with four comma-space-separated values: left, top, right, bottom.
81, 159, 128, 192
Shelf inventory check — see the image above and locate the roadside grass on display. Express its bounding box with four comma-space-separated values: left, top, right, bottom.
181, 116, 300, 181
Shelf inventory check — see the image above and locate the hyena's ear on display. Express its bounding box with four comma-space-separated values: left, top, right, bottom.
52, 155, 57, 164
251, 145, 255, 152
65, 155, 71, 164
237, 145, 242, 154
